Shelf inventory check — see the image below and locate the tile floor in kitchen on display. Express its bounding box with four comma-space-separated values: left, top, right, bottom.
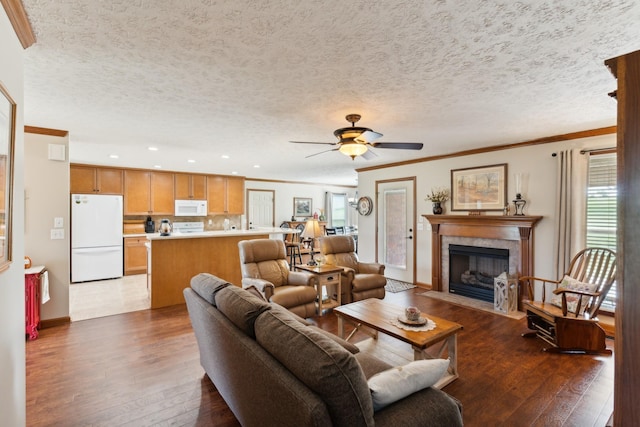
69, 274, 150, 321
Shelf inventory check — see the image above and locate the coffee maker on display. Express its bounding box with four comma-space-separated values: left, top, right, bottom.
145, 216, 155, 233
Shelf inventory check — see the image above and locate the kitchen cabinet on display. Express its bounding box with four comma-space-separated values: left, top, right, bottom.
207, 175, 245, 214
70, 165, 123, 194
124, 236, 147, 275
174, 173, 207, 200
124, 170, 174, 215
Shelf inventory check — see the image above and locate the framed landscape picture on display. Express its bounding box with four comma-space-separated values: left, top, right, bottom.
451, 163, 507, 211
293, 197, 312, 217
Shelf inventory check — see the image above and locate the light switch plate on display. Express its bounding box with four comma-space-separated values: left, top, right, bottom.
50, 229, 64, 239
54, 217, 64, 228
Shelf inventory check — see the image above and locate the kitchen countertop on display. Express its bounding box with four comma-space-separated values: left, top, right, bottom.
144, 227, 298, 241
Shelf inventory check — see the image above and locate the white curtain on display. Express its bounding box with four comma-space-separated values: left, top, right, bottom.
553, 149, 587, 277
324, 191, 333, 226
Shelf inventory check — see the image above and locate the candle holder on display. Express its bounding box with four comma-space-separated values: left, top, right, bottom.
513, 193, 526, 216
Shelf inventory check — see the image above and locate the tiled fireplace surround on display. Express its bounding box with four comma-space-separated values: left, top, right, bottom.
424, 215, 543, 310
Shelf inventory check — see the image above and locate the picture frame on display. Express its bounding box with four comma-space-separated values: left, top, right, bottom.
0, 82, 16, 273
451, 163, 507, 212
293, 197, 312, 218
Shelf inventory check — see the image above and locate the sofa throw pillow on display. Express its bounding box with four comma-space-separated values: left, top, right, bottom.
255, 309, 374, 427
190, 273, 231, 306
215, 286, 271, 338
368, 359, 450, 411
550, 275, 599, 315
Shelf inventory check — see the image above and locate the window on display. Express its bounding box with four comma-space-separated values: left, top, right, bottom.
586, 151, 617, 310
330, 193, 347, 228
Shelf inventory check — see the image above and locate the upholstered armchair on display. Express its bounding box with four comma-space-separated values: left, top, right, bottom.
318, 235, 386, 304
238, 239, 318, 318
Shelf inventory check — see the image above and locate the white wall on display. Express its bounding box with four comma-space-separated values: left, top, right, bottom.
24, 133, 70, 321
0, 9, 26, 426
245, 180, 358, 227
357, 133, 616, 285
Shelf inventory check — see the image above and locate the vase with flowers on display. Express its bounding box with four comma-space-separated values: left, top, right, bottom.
425, 187, 450, 214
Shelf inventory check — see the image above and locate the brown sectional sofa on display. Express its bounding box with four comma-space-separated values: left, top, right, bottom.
184, 273, 463, 426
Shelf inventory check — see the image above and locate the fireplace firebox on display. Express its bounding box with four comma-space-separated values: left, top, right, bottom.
448, 245, 509, 303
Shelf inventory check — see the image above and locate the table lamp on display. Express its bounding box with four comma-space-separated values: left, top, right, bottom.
301, 219, 323, 266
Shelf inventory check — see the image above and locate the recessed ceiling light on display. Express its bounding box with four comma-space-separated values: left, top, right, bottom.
231, 171, 238, 175
253, 165, 260, 168
187, 159, 195, 163
221, 155, 230, 159
148, 146, 158, 151
154, 165, 162, 169
109, 154, 119, 159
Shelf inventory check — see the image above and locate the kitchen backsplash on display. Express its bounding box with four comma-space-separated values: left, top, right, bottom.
123, 214, 243, 233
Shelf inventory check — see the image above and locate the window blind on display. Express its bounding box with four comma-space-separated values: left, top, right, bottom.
586, 152, 617, 310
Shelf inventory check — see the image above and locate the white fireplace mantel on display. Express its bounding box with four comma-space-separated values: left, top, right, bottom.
424, 215, 543, 310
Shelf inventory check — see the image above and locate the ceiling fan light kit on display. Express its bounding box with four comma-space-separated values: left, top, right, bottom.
290, 114, 424, 160
339, 143, 368, 159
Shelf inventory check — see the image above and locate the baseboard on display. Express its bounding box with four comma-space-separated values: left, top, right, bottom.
40, 316, 71, 329
415, 281, 431, 290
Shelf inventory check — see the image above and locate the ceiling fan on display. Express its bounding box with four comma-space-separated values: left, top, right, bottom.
290, 114, 424, 160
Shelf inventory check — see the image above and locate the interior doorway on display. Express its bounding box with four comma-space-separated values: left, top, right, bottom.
376, 178, 416, 283
247, 189, 275, 229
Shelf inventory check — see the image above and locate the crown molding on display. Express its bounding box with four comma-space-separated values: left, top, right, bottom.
1, 0, 36, 49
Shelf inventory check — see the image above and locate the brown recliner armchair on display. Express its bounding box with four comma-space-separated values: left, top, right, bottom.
318, 235, 386, 304
238, 239, 318, 318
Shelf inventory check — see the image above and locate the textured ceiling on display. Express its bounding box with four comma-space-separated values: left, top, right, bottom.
20, 0, 640, 185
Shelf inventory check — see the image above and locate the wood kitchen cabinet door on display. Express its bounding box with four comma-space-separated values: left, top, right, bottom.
124, 170, 174, 215
206, 175, 245, 214
150, 171, 174, 215
206, 175, 226, 213
124, 170, 151, 215
226, 176, 245, 214
175, 173, 207, 200
71, 165, 123, 194
124, 237, 147, 275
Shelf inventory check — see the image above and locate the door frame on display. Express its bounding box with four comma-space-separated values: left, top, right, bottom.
375, 177, 417, 283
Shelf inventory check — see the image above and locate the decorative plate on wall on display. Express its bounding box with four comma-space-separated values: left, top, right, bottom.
357, 196, 373, 216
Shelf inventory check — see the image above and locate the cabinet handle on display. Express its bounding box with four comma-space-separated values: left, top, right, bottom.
327, 276, 334, 280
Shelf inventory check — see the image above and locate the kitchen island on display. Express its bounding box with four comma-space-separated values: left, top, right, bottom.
146, 228, 297, 308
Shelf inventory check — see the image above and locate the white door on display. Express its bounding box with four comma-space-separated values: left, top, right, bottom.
376, 179, 415, 283
247, 189, 274, 229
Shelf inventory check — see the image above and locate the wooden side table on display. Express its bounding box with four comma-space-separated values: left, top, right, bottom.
294, 264, 342, 315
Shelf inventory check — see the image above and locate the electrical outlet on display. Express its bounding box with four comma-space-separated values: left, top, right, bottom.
50, 229, 64, 239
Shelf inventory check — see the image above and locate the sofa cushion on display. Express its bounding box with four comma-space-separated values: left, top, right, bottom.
190, 273, 231, 306
308, 326, 360, 354
368, 359, 450, 411
215, 285, 271, 338
255, 309, 374, 427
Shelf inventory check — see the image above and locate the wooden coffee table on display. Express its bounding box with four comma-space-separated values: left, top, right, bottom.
334, 298, 463, 388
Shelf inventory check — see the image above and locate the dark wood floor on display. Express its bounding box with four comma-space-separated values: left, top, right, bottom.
26, 288, 614, 426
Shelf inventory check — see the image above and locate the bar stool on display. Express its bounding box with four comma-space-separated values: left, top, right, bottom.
281, 223, 303, 269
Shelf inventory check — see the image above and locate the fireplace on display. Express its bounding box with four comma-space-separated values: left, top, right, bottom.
448, 245, 509, 302
424, 215, 543, 310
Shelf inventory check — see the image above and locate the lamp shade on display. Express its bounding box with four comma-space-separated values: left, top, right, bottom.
339, 143, 368, 158
301, 219, 323, 239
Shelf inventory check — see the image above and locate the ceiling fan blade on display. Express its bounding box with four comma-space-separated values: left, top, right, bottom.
355, 130, 383, 143
369, 142, 424, 150
290, 141, 337, 146
305, 148, 339, 158
361, 148, 379, 160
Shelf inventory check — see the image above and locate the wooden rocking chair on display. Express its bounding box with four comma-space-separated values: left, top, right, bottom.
520, 247, 616, 355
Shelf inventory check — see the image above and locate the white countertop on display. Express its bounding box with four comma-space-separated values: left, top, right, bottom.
144, 227, 297, 241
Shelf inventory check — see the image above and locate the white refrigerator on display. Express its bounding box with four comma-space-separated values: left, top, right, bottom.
71, 194, 123, 282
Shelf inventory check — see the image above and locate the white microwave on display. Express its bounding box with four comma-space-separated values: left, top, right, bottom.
175, 200, 207, 217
